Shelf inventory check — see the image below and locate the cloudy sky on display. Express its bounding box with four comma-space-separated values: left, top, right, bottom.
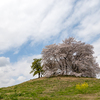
0, 0, 100, 88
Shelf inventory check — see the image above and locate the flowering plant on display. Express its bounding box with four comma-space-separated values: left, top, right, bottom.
76, 82, 88, 93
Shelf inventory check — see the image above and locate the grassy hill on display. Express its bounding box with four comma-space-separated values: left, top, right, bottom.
0, 76, 100, 100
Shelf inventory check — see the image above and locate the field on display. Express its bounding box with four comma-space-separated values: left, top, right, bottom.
0, 76, 100, 100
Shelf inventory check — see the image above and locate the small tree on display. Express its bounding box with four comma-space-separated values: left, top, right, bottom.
30, 58, 44, 78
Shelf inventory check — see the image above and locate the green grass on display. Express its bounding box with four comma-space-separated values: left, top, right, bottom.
0, 76, 100, 100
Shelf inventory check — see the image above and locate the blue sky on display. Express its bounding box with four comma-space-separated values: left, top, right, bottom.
0, 0, 100, 88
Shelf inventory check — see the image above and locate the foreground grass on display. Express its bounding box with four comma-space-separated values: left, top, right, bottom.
0, 76, 100, 100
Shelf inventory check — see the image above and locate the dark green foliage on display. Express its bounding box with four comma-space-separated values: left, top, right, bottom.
30, 58, 44, 78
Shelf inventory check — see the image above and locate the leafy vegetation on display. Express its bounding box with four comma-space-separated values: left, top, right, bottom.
30, 58, 44, 78
0, 76, 100, 100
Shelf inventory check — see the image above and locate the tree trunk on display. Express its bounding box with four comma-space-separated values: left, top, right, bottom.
64, 57, 68, 75
38, 73, 40, 78
66, 66, 67, 75
41, 74, 42, 77
55, 57, 62, 69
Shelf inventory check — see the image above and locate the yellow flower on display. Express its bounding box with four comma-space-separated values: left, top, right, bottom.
76, 82, 88, 91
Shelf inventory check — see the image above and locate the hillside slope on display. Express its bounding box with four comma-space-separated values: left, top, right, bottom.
0, 76, 100, 100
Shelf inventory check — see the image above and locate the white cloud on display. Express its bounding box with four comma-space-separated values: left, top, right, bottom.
92, 39, 100, 56
0, 57, 10, 67
0, 0, 100, 53
17, 76, 26, 82
72, 0, 100, 42
54, 0, 99, 42
0, 0, 99, 53
0, 0, 74, 53
92, 39, 100, 66
0, 54, 41, 88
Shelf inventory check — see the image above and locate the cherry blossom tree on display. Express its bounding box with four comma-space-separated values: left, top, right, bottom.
42, 37, 100, 78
